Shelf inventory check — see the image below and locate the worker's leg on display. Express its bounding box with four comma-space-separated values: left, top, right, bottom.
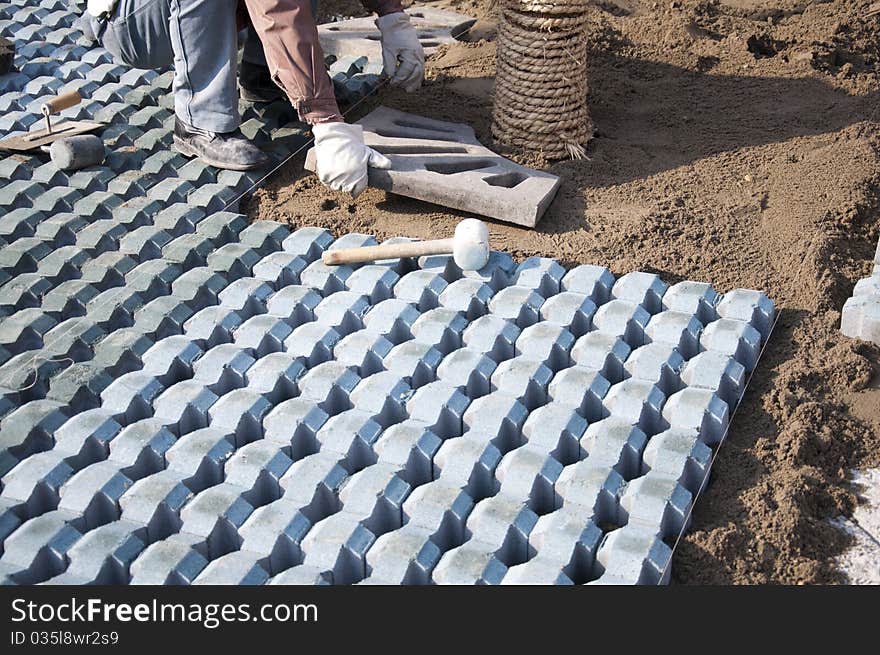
239, 0, 320, 103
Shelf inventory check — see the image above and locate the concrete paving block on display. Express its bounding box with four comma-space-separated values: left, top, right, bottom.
663, 281, 720, 325
362, 298, 421, 343
57, 460, 133, 528
411, 307, 468, 355
490, 357, 553, 411
462, 314, 520, 362
0, 349, 71, 402
85, 286, 144, 329
192, 550, 269, 585
489, 286, 544, 328
463, 392, 528, 450
462, 251, 516, 291
91, 329, 153, 376
589, 524, 672, 585
184, 306, 243, 348
401, 479, 474, 550
661, 388, 729, 445
172, 267, 228, 311
344, 264, 399, 303
592, 299, 651, 347
0, 274, 53, 316
495, 445, 562, 510
207, 243, 262, 278
522, 403, 588, 467
333, 330, 393, 375
0, 399, 69, 470
580, 417, 648, 481
218, 277, 274, 318
0, 308, 57, 353
364, 524, 442, 584
680, 351, 746, 409
603, 379, 666, 435
436, 347, 497, 398
79, 251, 137, 289
306, 106, 559, 227
0, 208, 44, 242
41, 280, 100, 319
107, 419, 176, 478
623, 343, 685, 396
373, 421, 442, 486
253, 251, 307, 289
438, 277, 494, 319
233, 315, 294, 356
178, 483, 254, 556
841, 294, 880, 344
238, 499, 310, 573
128, 532, 208, 584
554, 462, 626, 526
700, 318, 762, 372
394, 270, 448, 311
153, 204, 204, 236
283, 323, 341, 367
560, 264, 615, 305
72, 219, 125, 254
152, 381, 219, 436
314, 291, 370, 336
406, 381, 470, 439
132, 296, 194, 340
119, 225, 174, 260
515, 322, 575, 371
315, 409, 382, 470
716, 289, 775, 340
45, 519, 146, 585
300, 258, 355, 295
281, 227, 334, 262
162, 232, 217, 268
46, 361, 114, 411
1, 450, 72, 516
278, 451, 347, 518
263, 398, 330, 461
644, 310, 703, 358
125, 259, 180, 300
139, 336, 202, 384
511, 257, 565, 298
164, 428, 234, 490
539, 291, 596, 338
383, 340, 443, 388
642, 428, 712, 495
618, 472, 693, 538
0, 510, 81, 584
546, 366, 609, 422
226, 440, 293, 505
0, 237, 51, 275
244, 352, 305, 402
100, 371, 164, 423
239, 220, 288, 254
34, 245, 90, 283
207, 389, 272, 447
266, 284, 321, 325
349, 371, 411, 425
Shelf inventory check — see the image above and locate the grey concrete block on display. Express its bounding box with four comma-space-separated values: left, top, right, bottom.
581, 417, 648, 480
436, 347, 497, 398
208, 389, 272, 447
373, 420, 441, 486
561, 265, 615, 304
661, 388, 729, 445
841, 294, 880, 344
152, 381, 219, 435
192, 550, 269, 585
0, 510, 81, 584
623, 343, 685, 396
589, 524, 671, 585
462, 314, 520, 362
679, 351, 746, 409
522, 403, 588, 466
603, 379, 666, 435
349, 371, 411, 425
333, 330, 393, 375
384, 340, 443, 388
463, 392, 528, 450
362, 298, 421, 344
700, 318, 762, 372
489, 286, 544, 328
266, 284, 321, 325
644, 310, 703, 358
183, 307, 243, 348
438, 277, 494, 319
592, 299, 651, 347
491, 357, 553, 411
663, 281, 720, 325
164, 428, 234, 490
129, 532, 208, 584
716, 289, 775, 340
233, 315, 294, 356
57, 461, 133, 528
100, 371, 164, 423
244, 352, 305, 402
282, 226, 334, 262
91, 329, 153, 376
107, 419, 176, 479
345, 264, 399, 303
44, 520, 145, 585
283, 323, 341, 368
406, 381, 470, 438
306, 107, 559, 227
0, 400, 69, 474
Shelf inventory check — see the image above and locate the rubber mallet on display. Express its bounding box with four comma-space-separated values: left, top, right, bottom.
322, 218, 491, 271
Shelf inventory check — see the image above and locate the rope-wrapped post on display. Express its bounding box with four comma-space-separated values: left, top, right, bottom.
492, 0, 592, 160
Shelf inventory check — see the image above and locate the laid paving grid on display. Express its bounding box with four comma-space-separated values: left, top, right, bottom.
841, 237, 880, 344
0, 1, 776, 585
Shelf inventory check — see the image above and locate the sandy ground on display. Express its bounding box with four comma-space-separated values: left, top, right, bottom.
246, 0, 880, 583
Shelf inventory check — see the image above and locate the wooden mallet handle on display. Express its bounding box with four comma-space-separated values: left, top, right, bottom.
41, 90, 82, 116
322, 238, 454, 266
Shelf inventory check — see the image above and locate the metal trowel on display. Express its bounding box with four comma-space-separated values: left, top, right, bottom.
0, 90, 102, 152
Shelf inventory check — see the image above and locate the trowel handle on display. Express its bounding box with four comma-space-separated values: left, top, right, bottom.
322, 238, 454, 266
41, 90, 82, 116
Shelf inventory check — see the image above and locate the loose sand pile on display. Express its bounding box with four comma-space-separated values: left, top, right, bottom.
246, 0, 880, 583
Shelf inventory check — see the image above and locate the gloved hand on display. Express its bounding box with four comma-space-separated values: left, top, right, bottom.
376, 12, 425, 93
311, 121, 392, 198
86, 0, 118, 18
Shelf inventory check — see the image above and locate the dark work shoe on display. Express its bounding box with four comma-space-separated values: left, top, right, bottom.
239, 60, 285, 104
173, 118, 269, 171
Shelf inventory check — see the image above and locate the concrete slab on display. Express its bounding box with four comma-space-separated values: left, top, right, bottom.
305, 106, 561, 227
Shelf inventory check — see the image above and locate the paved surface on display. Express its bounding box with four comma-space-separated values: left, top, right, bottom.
0, 1, 775, 585
306, 106, 562, 227
841, 238, 880, 344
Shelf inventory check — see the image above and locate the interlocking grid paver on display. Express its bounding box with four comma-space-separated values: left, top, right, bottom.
0, 0, 776, 585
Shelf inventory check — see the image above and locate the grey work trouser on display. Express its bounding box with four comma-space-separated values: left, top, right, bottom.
90, 0, 322, 132
89, 0, 240, 132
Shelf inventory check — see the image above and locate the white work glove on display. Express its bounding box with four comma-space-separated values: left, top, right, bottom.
376, 12, 425, 93
311, 122, 392, 198
86, 0, 118, 18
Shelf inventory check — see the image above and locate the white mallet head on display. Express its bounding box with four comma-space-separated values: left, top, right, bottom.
452, 218, 490, 271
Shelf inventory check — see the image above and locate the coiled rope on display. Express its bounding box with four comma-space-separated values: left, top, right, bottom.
492, 0, 592, 159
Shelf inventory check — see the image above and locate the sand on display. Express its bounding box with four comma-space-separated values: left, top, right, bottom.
245, 0, 880, 583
